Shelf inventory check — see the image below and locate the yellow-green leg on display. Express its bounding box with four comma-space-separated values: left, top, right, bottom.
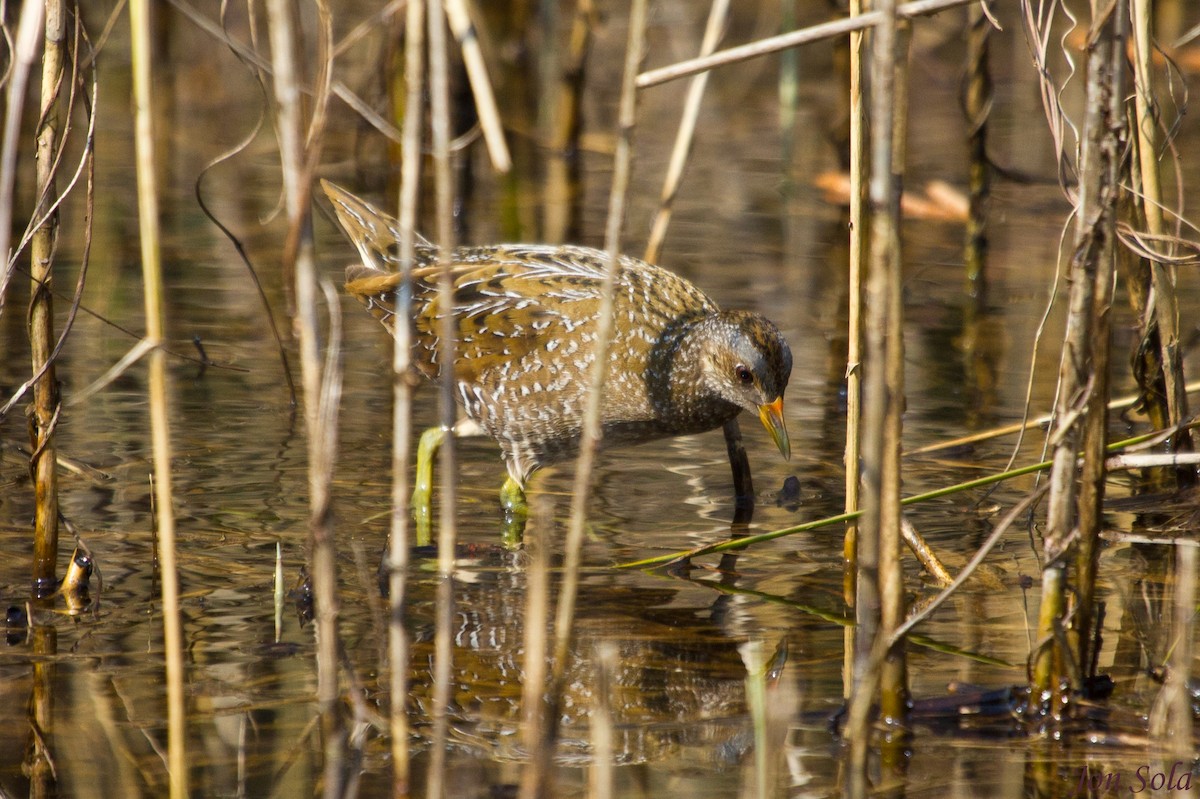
499, 476, 528, 549
412, 426, 446, 546
413, 423, 527, 546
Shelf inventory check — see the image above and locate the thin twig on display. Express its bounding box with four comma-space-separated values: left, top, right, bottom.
636, 0, 978, 89
166, 0, 406, 144
890, 484, 1050, 646
643, 0, 729, 263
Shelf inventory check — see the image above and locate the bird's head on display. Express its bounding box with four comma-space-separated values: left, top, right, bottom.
700, 311, 793, 460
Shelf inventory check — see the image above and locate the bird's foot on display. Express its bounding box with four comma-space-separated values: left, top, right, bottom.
499, 476, 528, 549
411, 426, 447, 546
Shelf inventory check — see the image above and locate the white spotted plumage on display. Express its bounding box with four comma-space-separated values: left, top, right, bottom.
325, 181, 793, 488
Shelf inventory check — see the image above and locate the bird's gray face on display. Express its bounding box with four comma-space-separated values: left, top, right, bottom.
702, 313, 793, 459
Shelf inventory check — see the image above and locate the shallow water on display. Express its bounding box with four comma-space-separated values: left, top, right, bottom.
2, 2, 1200, 797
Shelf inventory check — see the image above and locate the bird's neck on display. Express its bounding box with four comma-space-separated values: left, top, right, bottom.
647, 314, 738, 432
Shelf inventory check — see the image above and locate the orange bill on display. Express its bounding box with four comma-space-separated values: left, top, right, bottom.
757, 396, 790, 461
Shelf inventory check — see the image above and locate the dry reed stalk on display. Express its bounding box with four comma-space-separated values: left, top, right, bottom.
905, 381, 1200, 456
959, 2, 997, 431
1162, 543, 1195, 757
0, 0, 43, 312
1032, 0, 1124, 698
274, 542, 285, 643
844, 0, 867, 604
1143, 544, 1194, 761
842, 0, 867, 703
879, 18, 911, 774
963, 1, 992, 293
265, 0, 344, 793
129, 0, 186, 795
542, 0, 593, 244
1130, 0, 1193, 465
739, 639, 770, 799
848, 0, 907, 789
388, 1, 425, 793
547, 0, 648, 754
780, 0, 799, 195
1073, 2, 1126, 678
28, 0, 65, 598
1107, 452, 1200, 470
332, 0, 408, 58
589, 642, 618, 799
636, 0, 978, 89
642, 0, 729, 264
312, 280, 346, 798
518, 497, 551, 799
444, 0, 511, 173
425, 0, 459, 795
852, 26, 883, 711
28, 624, 55, 795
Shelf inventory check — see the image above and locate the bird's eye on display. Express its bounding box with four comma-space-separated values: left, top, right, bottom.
734, 364, 753, 385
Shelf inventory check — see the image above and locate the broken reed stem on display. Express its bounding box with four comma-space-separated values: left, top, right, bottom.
549, 0, 648, 752
129, 1, 187, 795
643, 0, 729, 264
265, 0, 344, 793
1032, 0, 1124, 698
29, 0, 65, 598
899, 518, 951, 586
388, 1, 425, 793
426, 0, 459, 795
1130, 0, 1193, 460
